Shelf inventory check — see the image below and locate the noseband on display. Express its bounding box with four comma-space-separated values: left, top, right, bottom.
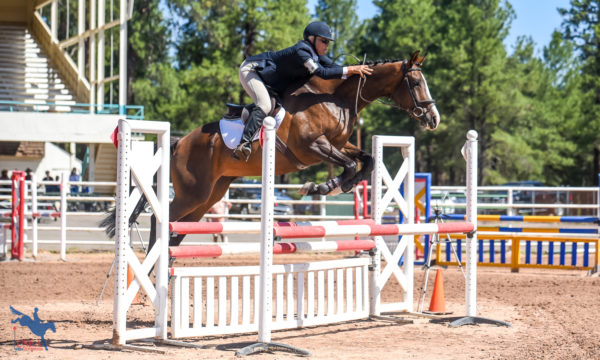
402, 63, 436, 123
355, 60, 436, 127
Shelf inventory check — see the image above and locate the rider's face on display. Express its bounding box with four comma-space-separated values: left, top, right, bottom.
315, 36, 330, 56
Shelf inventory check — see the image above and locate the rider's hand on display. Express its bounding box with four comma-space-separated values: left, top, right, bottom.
348, 65, 373, 78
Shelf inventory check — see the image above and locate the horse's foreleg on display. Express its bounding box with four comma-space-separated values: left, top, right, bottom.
298, 136, 357, 195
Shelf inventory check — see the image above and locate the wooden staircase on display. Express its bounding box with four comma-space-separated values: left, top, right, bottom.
93, 143, 118, 194
0, 23, 76, 111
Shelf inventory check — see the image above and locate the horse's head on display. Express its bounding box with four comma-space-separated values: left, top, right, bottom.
391, 51, 440, 130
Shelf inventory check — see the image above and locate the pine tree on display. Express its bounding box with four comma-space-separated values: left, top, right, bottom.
314, 0, 360, 61
133, 0, 309, 131
559, 0, 600, 185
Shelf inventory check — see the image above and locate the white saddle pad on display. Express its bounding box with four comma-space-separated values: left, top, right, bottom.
219, 107, 286, 149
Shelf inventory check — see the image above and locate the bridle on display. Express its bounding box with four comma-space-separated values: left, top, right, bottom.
354, 59, 436, 127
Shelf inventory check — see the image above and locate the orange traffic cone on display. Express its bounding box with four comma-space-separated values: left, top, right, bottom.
428, 269, 446, 313
127, 266, 143, 305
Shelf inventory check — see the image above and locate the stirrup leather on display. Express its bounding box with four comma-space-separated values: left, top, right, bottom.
232, 141, 252, 161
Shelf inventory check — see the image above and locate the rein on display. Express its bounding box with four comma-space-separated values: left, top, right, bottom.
353, 59, 436, 126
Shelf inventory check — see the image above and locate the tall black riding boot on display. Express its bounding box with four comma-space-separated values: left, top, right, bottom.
232, 106, 267, 161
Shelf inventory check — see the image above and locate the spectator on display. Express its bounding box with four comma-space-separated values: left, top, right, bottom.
207, 198, 232, 242
0, 169, 9, 191
25, 168, 33, 181
43, 171, 58, 193
69, 168, 80, 194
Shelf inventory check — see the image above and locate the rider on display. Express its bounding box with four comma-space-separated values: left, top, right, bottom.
233, 21, 373, 161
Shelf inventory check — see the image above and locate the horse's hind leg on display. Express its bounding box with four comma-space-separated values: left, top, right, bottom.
169, 176, 237, 247
298, 135, 358, 195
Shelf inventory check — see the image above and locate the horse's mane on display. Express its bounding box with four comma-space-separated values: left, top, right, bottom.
361, 59, 404, 66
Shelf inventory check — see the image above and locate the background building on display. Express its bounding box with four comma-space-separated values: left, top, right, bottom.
0, 0, 140, 193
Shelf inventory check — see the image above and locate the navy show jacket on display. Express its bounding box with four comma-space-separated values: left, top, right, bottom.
246, 40, 344, 96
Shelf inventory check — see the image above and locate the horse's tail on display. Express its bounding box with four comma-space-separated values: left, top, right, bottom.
100, 195, 148, 239
101, 136, 180, 242
170, 136, 180, 154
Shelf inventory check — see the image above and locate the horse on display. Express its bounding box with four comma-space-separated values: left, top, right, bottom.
102, 50, 440, 250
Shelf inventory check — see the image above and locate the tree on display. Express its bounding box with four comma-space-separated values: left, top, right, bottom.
559, 0, 600, 185
351, 0, 439, 179
314, 0, 360, 61
354, 0, 522, 185
485, 35, 580, 185
142, 0, 310, 131
128, 0, 170, 105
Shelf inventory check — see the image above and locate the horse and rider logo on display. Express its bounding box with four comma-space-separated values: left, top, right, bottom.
10, 306, 56, 351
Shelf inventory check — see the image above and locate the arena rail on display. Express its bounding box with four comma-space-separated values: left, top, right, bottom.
434, 214, 599, 272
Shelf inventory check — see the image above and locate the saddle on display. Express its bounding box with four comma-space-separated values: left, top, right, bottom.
221, 99, 308, 170
224, 98, 282, 123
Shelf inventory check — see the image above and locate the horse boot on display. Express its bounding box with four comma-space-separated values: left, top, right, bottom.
232, 106, 267, 161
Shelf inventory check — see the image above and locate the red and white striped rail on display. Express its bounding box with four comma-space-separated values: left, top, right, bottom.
169, 239, 376, 259
169, 219, 375, 234
1, 211, 60, 219
31, 212, 61, 219
169, 220, 474, 239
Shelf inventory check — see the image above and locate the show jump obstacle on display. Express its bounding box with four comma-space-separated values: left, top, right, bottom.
0, 171, 65, 261
110, 118, 489, 354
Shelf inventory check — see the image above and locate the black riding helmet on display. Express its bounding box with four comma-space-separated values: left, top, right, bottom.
303, 21, 334, 51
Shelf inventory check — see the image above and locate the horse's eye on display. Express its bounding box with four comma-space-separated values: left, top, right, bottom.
412, 80, 420, 87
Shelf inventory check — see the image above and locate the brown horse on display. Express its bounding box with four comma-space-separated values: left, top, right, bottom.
103, 51, 440, 248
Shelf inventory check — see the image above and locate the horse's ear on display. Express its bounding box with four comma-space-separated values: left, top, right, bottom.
410, 50, 421, 65
418, 53, 427, 64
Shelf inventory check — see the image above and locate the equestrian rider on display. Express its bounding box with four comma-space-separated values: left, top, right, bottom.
233, 21, 373, 161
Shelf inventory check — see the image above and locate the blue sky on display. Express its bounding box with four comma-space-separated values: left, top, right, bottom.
306, 0, 572, 54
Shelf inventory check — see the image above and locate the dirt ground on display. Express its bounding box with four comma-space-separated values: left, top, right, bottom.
1, 251, 599, 360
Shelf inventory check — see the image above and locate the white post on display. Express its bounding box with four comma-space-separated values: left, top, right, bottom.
60, 172, 68, 261
88, 144, 96, 193
369, 136, 384, 316
97, 0, 105, 109
50, 0, 58, 41
320, 195, 326, 241
31, 178, 38, 258
70, 143, 76, 172
507, 189, 514, 216
113, 120, 131, 345
258, 117, 276, 343
89, 0, 96, 113
1, 225, 6, 257
119, 0, 128, 115
155, 122, 170, 340
78, 0, 85, 78
464, 130, 478, 317
223, 190, 230, 243
402, 141, 415, 311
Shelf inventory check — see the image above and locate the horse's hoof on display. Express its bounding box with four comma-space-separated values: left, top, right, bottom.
341, 183, 354, 193
298, 182, 317, 195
